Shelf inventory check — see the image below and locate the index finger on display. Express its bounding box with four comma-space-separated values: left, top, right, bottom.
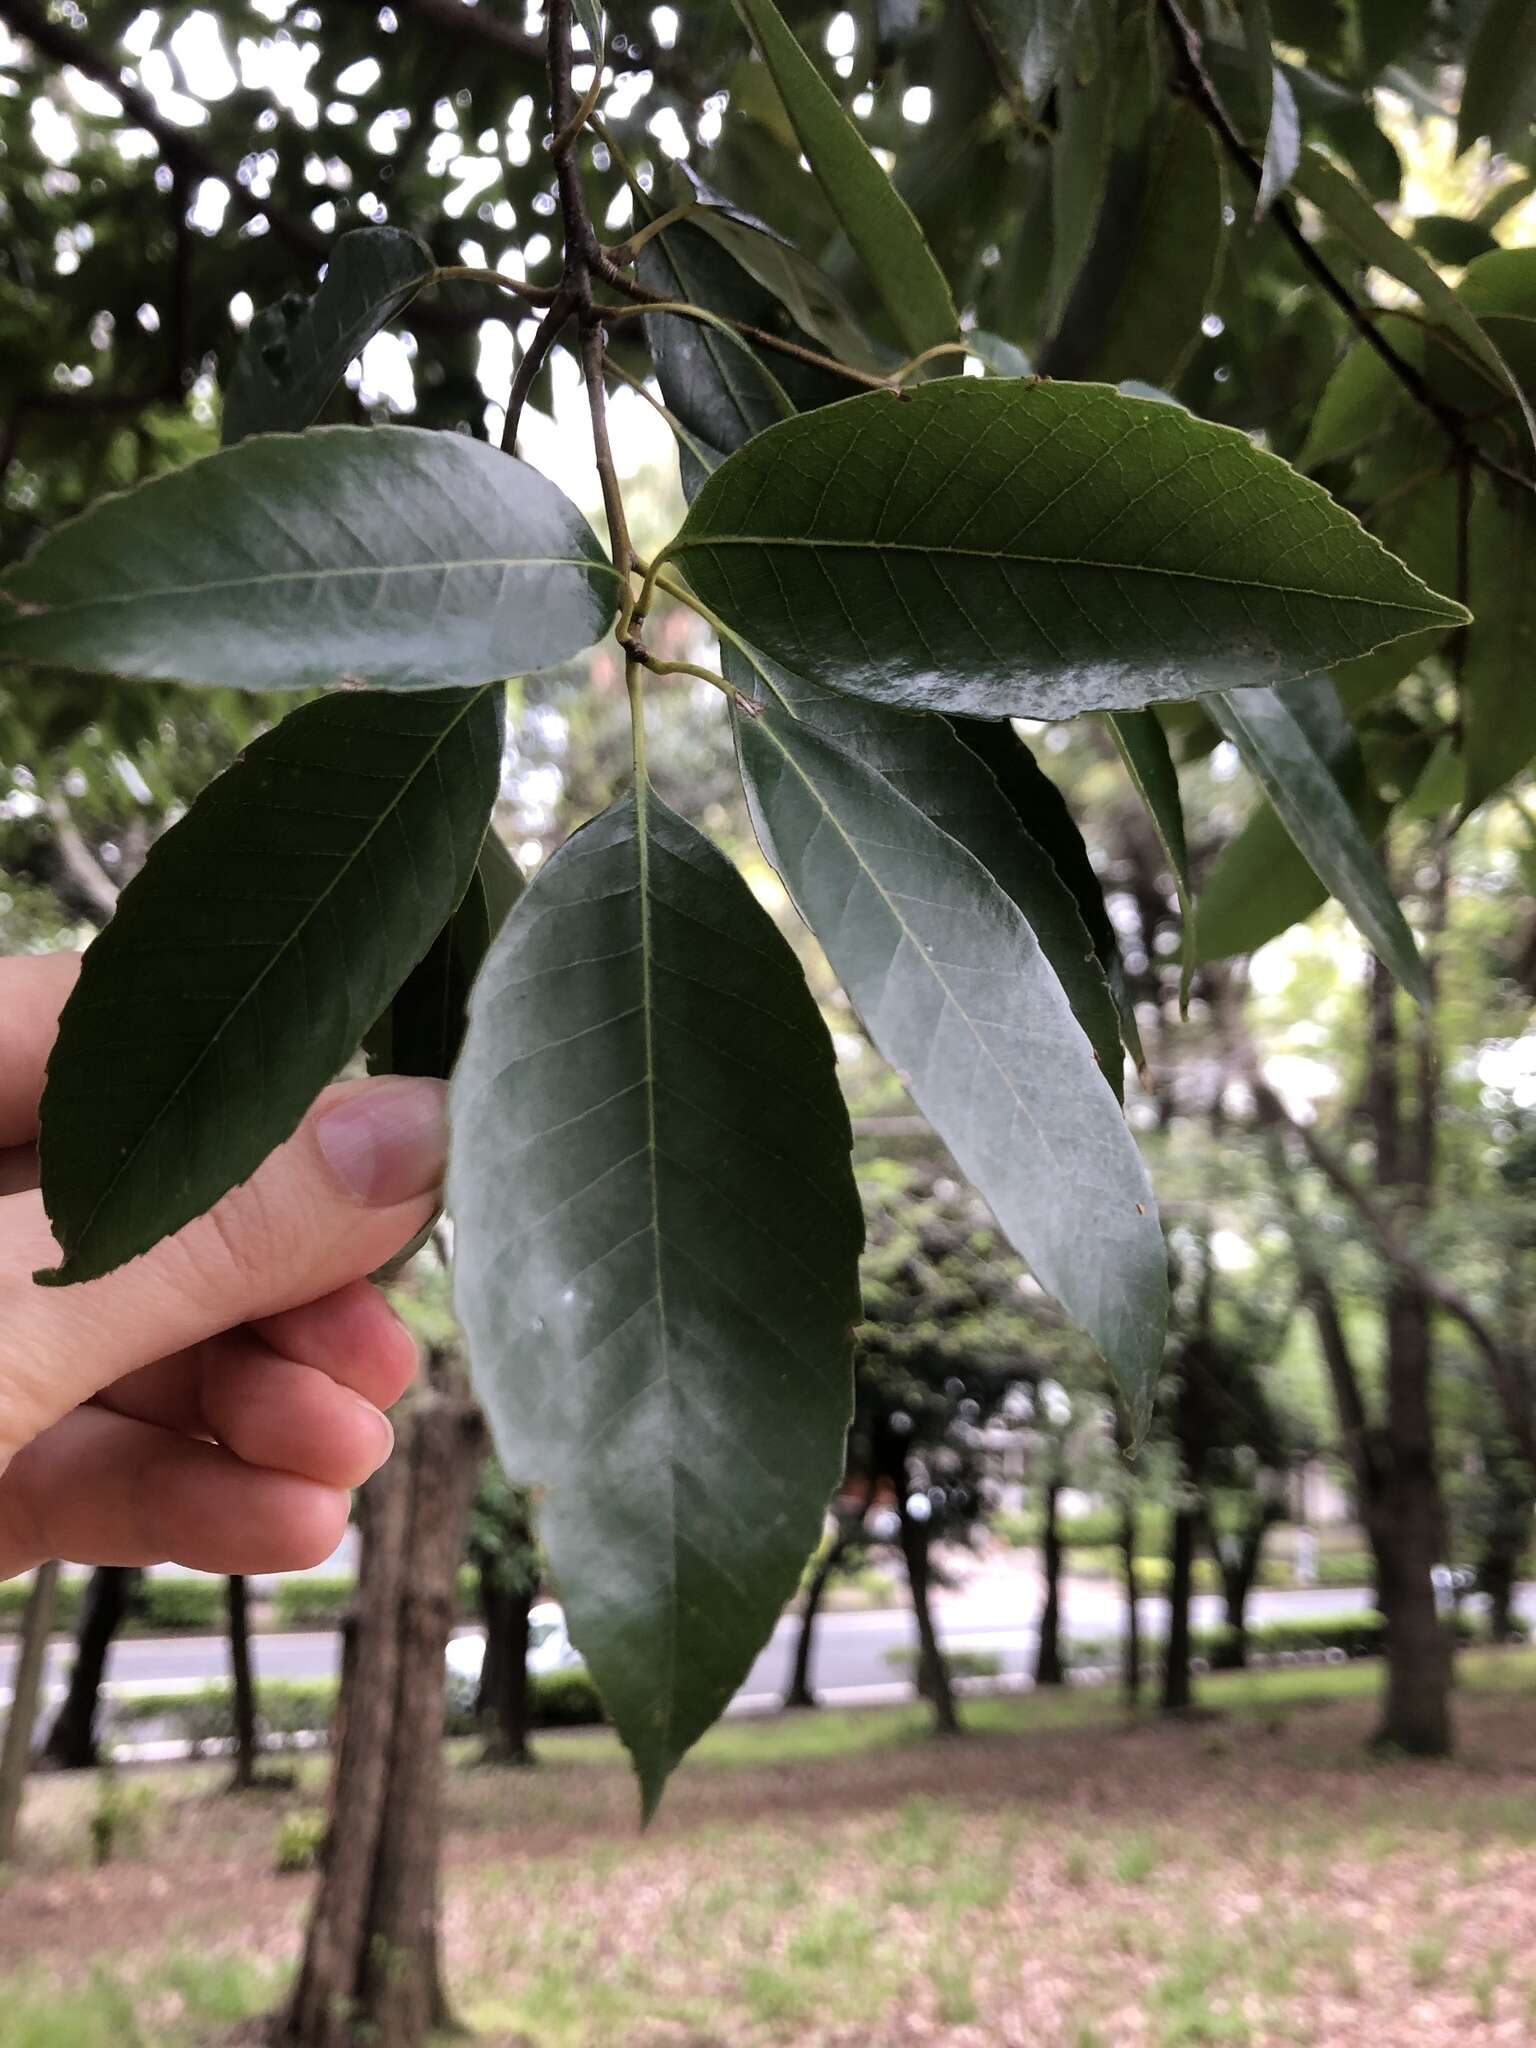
0, 953, 81, 1147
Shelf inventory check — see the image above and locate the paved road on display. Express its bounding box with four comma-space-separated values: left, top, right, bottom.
10, 1579, 1527, 1709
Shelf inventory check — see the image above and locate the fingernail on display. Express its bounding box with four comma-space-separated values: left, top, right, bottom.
314, 1080, 448, 1207
352, 1394, 396, 1469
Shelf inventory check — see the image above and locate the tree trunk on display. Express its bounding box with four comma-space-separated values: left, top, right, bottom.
281, 1378, 484, 2048
474, 1572, 534, 1767
897, 1492, 960, 1737
1206, 1498, 1277, 1671
1034, 1473, 1065, 1686
1160, 1506, 1197, 1713
1120, 1499, 1141, 1707
0, 1562, 59, 1861
227, 1575, 258, 1790
784, 1527, 845, 1710
41, 1566, 139, 1770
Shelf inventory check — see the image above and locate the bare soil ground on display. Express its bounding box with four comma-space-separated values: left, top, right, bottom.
4, 1655, 1536, 2046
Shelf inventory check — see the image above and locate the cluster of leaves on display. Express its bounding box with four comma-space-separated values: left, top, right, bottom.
2, 0, 1530, 1811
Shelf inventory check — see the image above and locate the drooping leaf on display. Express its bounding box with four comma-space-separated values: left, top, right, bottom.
970, 0, 1086, 110
366, 828, 523, 1082
221, 227, 435, 445
1291, 149, 1536, 454
1241, 1, 1299, 220
948, 714, 1143, 1070
639, 221, 831, 458
732, 646, 1125, 1095
1299, 316, 1419, 468
1461, 482, 1536, 816
668, 166, 885, 371
448, 788, 861, 1816
1048, 7, 1118, 326
667, 382, 1466, 721
1106, 709, 1195, 1004
1458, 0, 1536, 158
1207, 684, 1428, 1000
0, 427, 621, 692
1049, 101, 1226, 387
736, 701, 1167, 1430
38, 688, 503, 1284
731, 0, 959, 357
572, 0, 607, 56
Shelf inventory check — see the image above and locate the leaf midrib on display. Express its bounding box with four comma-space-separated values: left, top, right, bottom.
56, 688, 492, 1267
11, 557, 626, 618
675, 536, 1454, 616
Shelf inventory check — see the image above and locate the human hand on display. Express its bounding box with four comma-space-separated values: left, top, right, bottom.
0, 953, 446, 1580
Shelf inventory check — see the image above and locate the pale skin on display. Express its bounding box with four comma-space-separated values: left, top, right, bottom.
0, 953, 449, 1582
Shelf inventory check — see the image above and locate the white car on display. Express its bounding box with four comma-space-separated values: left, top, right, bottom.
444, 1601, 583, 1714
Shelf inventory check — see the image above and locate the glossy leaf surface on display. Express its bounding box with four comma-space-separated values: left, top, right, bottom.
671, 382, 1465, 721
449, 789, 861, 1815
737, 702, 1166, 1429
0, 427, 620, 692
39, 688, 502, 1283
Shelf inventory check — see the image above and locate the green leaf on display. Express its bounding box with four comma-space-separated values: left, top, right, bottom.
667, 381, 1466, 721
971, 0, 1087, 110
366, 829, 523, 1082
731, 0, 958, 357
0, 426, 621, 692
221, 227, 435, 445
1050, 101, 1226, 387
38, 688, 502, 1284
1461, 482, 1536, 816
1207, 684, 1428, 1000
1458, 0, 1536, 158
1290, 149, 1536, 455
948, 715, 1143, 1070
1048, 8, 1119, 327
448, 788, 861, 1816
1299, 315, 1420, 469
669, 167, 885, 372
736, 701, 1167, 1430
1106, 709, 1194, 1005
1240, 1, 1299, 220
732, 646, 1125, 1095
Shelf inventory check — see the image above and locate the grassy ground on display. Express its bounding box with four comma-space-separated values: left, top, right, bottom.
5, 1654, 1536, 2046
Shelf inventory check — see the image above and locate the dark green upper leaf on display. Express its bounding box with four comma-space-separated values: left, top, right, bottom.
221, 227, 435, 445
0, 427, 621, 692
1461, 482, 1536, 816
668, 382, 1465, 720
1207, 684, 1428, 1001
448, 787, 861, 1816
731, 0, 958, 357
737, 702, 1166, 1430
39, 687, 502, 1283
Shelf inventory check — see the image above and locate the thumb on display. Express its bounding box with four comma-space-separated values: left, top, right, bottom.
0, 1077, 446, 1455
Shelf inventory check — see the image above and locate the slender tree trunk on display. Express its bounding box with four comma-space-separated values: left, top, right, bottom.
0, 1562, 59, 1861
281, 1377, 484, 2048
1161, 1506, 1197, 1712
1120, 1499, 1141, 1707
41, 1566, 139, 1770
785, 1527, 846, 1710
1034, 1473, 1065, 1686
1206, 1499, 1276, 1671
897, 1493, 960, 1737
474, 1572, 534, 1766
227, 1575, 258, 1790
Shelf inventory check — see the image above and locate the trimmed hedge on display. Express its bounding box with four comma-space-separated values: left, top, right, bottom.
272, 1569, 481, 1631
0, 1573, 224, 1635
0, 1575, 84, 1632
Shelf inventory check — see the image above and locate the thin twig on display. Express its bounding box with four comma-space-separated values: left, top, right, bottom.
500, 288, 574, 453
1155, 0, 1534, 497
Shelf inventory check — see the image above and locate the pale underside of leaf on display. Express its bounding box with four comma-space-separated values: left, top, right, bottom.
0, 426, 621, 693
448, 790, 861, 1814
736, 703, 1166, 1431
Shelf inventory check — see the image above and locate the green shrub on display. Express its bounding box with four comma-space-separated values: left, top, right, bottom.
0, 1573, 83, 1633
1314, 1551, 1374, 1589
272, 1575, 356, 1629
274, 1811, 328, 1875
134, 1575, 225, 1633
530, 1666, 606, 1727
881, 1646, 1004, 1681
88, 1777, 157, 1865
